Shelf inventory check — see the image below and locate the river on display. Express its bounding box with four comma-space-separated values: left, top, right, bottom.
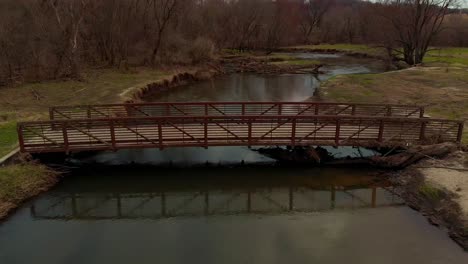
0, 54, 466, 263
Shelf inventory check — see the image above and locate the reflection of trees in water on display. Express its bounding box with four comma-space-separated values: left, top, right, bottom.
31, 185, 403, 221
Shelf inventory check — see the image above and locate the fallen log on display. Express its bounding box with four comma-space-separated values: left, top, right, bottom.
370, 143, 458, 169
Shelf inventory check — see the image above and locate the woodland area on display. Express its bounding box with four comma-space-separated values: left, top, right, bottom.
0, 0, 467, 84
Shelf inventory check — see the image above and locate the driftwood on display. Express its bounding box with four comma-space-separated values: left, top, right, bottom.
255, 143, 459, 169
370, 143, 458, 168
256, 146, 332, 164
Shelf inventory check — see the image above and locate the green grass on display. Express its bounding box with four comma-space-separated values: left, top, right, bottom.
0, 68, 168, 117
287, 43, 385, 56
0, 121, 18, 157
419, 184, 444, 201
286, 44, 468, 65
424, 47, 468, 65
0, 67, 173, 157
0, 164, 59, 217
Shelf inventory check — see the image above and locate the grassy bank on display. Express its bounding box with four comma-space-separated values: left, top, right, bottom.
222, 50, 321, 67
0, 121, 17, 157
0, 67, 184, 156
0, 67, 188, 220
287, 44, 385, 57
0, 163, 60, 219
286, 44, 468, 66
320, 65, 468, 143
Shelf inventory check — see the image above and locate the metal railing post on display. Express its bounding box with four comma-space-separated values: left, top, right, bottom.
110, 120, 116, 151
49, 108, 55, 120
378, 120, 384, 142
248, 118, 252, 147
420, 107, 425, 118
17, 123, 25, 152
291, 118, 296, 146
457, 122, 464, 143
158, 121, 163, 150
335, 119, 341, 145
204, 117, 208, 149
49, 108, 57, 130
419, 121, 427, 141
62, 122, 69, 154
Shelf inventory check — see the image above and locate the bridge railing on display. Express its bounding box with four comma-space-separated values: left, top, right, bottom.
18, 115, 463, 153
30, 186, 401, 220
49, 102, 425, 120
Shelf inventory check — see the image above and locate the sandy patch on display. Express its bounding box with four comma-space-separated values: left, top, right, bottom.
418, 151, 468, 223
422, 168, 468, 221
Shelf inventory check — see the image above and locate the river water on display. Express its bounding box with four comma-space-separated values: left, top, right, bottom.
0, 54, 466, 263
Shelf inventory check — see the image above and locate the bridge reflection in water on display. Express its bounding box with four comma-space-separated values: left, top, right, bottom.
30, 172, 403, 220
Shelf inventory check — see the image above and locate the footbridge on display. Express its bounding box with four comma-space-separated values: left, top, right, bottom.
17, 102, 464, 153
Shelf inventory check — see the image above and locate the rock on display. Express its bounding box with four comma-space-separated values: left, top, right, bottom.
395, 60, 411, 69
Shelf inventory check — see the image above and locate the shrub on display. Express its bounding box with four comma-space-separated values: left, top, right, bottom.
188, 37, 215, 63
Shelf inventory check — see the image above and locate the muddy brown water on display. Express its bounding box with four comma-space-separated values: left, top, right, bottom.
1, 54, 467, 263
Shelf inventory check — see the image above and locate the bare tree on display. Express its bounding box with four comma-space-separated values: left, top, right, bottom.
142, 0, 180, 65
378, 0, 456, 65
35, 0, 93, 78
299, 0, 332, 44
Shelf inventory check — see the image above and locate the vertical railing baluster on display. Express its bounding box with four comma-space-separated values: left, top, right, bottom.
420, 107, 425, 118
335, 118, 341, 145
457, 122, 464, 143
49, 108, 55, 120
378, 119, 384, 142
158, 120, 163, 150
248, 118, 252, 147
419, 120, 427, 142
204, 117, 208, 149
62, 122, 69, 153
49, 108, 56, 130
17, 123, 25, 152
291, 118, 296, 146
110, 120, 116, 151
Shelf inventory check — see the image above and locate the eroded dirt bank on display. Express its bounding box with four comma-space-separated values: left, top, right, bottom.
124, 53, 325, 102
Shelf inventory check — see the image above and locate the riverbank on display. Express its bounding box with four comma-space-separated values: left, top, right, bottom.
0, 162, 60, 219
388, 151, 468, 250
316, 47, 468, 249
320, 66, 468, 143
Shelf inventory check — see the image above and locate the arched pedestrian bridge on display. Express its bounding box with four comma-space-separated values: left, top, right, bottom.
17, 102, 464, 154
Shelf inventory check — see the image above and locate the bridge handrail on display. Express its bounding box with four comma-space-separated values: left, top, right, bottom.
18, 114, 462, 125
18, 114, 464, 154
48, 101, 426, 120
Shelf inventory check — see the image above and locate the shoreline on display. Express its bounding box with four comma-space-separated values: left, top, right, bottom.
387, 152, 468, 250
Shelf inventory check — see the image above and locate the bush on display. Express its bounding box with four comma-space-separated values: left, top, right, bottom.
188, 37, 215, 63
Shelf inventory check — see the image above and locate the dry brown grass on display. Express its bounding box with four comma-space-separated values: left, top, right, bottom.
0, 163, 60, 219
321, 66, 468, 143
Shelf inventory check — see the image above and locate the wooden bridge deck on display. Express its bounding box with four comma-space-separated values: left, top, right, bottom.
17, 102, 463, 154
